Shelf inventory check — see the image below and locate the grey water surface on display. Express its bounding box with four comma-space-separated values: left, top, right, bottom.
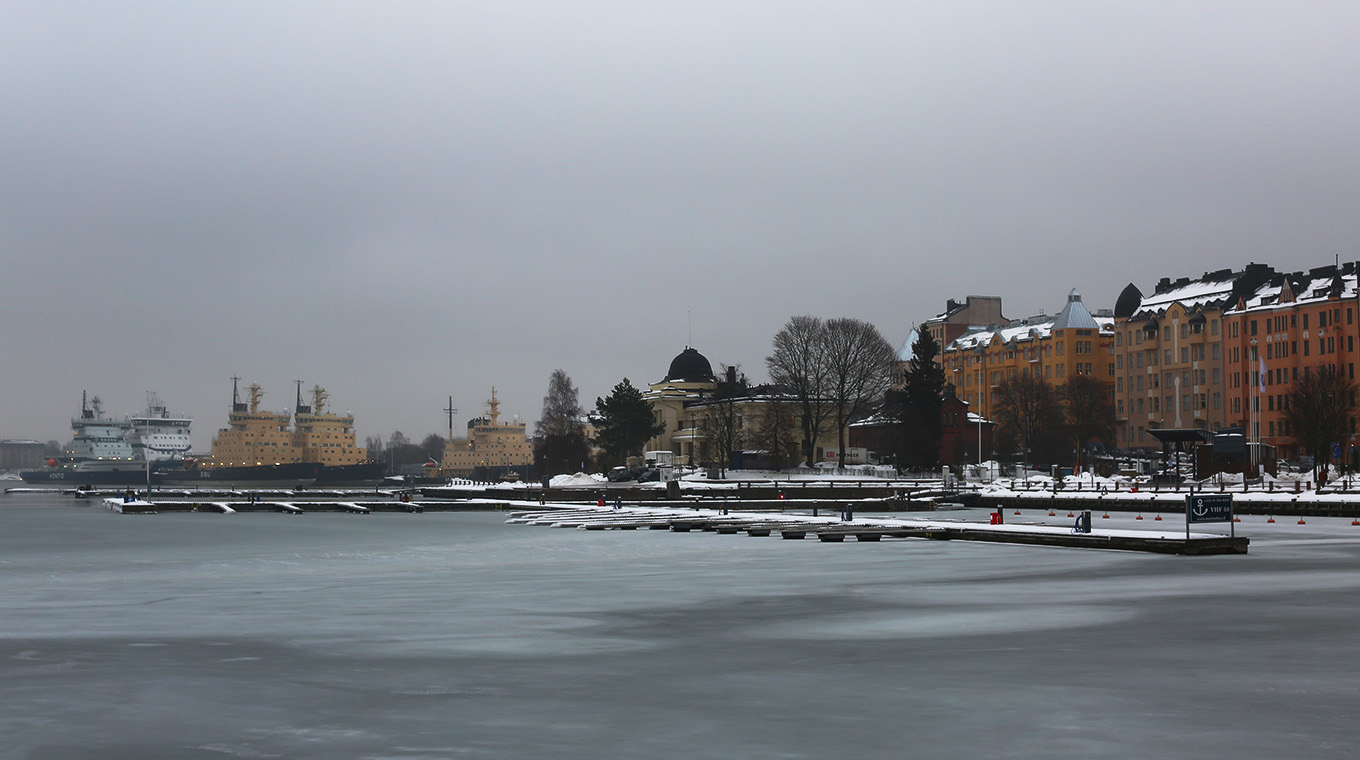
2, 492, 1358, 759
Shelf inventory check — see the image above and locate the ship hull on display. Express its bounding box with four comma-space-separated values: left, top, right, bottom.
20, 462, 152, 486
312, 461, 388, 487
155, 461, 323, 488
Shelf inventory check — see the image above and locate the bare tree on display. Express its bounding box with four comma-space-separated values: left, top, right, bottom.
750, 395, 800, 471
536, 369, 591, 477
420, 433, 447, 464
695, 365, 749, 477
1283, 366, 1358, 483
1059, 374, 1115, 470
766, 315, 835, 467
363, 434, 385, 462
992, 371, 1062, 467
823, 318, 895, 469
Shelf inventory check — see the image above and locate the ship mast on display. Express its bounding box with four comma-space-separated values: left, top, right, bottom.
231, 376, 246, 413
488, 387, 500, 427
444, 396, 457, 445
294, 380, 310, 415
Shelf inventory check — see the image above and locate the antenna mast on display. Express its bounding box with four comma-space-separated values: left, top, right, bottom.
444, 396, 457, 444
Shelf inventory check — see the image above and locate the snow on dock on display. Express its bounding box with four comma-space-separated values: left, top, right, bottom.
506, 504, 1249, 555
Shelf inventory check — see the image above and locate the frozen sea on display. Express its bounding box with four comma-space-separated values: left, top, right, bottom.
2, 491, 1359, 759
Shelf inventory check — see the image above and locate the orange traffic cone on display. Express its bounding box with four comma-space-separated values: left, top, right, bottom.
1267, 516, 1276, 523
1154, 514, 1163, 521
1297, 517, 1307, 525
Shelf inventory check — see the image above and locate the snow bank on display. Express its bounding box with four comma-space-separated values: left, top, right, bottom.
549, 472, 607, 488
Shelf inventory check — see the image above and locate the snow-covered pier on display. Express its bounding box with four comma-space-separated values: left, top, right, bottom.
100, 495, 512, 514
506, 505, 1250, 555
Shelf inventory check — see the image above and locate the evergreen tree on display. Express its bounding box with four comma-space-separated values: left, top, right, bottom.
900, 330, 946, 470
535, 369, 592, 477
593, 378, 665, 468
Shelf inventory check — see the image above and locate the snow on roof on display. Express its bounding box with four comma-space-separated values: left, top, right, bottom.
945, 312, 1113, 353
1230, 267, 1358, 314
1135, 275, 1238, 315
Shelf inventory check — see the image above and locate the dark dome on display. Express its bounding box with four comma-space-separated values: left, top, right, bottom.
1114, 283, 1143, 320
665, 347, 715, 383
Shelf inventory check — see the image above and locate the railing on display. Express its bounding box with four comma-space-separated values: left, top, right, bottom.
1000, 478, 1339, 495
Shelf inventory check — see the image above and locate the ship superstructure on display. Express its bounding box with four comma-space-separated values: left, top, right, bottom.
20, 392, 150, 485
125, 392, 192, 462
290, 382, 367, 467
65, 392, 136, 462
440, 388, 533, 479
208, 379, 295, 467
159, 379, 381, 486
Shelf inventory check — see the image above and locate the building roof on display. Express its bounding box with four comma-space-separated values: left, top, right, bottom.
944, 293, 1114, 354
1051, 288, 1099, 330
1228, 263, 1358, 314
663, 347, 716, 383
896, 328, 919, 363
1123, 264, 1277, 320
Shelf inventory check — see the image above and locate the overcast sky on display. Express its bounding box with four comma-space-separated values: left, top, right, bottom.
4, 1, 1360, 447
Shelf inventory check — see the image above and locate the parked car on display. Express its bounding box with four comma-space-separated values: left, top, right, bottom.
1151, 469, 1184, 485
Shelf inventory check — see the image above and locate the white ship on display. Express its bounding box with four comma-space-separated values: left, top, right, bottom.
125, 392, 193, 462
20, 392, 151, 485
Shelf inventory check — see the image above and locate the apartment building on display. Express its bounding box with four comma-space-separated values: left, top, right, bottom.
1111, 265, 1276, 450
1222, 264, 1360, 461
941, 289, 1114, 423
895, 296, 1006, 389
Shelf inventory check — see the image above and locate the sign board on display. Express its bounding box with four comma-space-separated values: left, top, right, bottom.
1185, 494, 1233, 524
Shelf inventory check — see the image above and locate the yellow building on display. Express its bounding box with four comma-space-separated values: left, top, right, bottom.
941, 289, 1115, 423
644, 347, 840, 467
643, 347, 719, 462
441, 388, 534, 478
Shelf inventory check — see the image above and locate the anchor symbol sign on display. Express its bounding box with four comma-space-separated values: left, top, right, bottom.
1186, 494, 1232, 523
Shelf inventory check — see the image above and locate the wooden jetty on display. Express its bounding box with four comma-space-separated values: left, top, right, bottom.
505, 506, 1248, 555
102, 495, 513, 515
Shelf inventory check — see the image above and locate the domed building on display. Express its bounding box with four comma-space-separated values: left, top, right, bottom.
644, 347, 719, 463
642, 346, 842, 471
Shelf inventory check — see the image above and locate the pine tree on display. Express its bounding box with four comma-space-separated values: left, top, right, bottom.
900, 330, 946, 469
593, 378, 665, 468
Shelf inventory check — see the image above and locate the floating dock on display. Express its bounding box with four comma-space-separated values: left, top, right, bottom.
505, 506, 1249, 555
